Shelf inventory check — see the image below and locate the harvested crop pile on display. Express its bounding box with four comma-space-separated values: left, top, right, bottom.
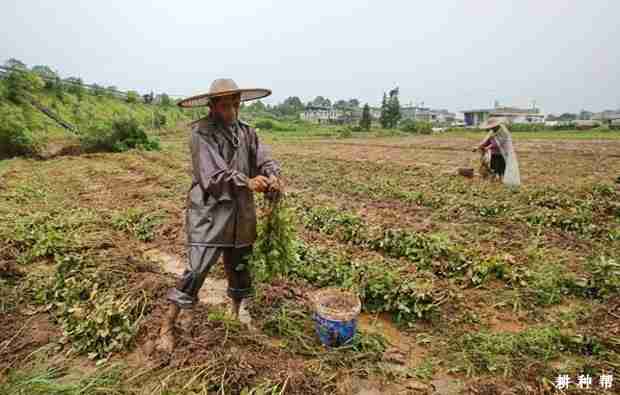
251, 195, 299, 281
319, 295, 355, 311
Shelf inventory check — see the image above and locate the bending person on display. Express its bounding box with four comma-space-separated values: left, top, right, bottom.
475, 117, 521, 187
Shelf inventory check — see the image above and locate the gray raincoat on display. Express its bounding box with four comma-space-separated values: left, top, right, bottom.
185, 116, 281, 248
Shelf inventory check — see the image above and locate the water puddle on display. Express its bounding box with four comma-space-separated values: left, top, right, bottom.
143, 248, 252, 326
357, 312, 408, 350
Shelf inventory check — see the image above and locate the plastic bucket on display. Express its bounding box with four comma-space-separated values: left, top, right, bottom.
311, 289, 361, 347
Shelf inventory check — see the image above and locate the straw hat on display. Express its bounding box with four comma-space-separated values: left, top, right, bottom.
479, 117, 506, 130
177, 78, 271, 108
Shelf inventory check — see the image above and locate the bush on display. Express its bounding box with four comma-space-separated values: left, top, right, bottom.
400, 119, 432, 134
80, 118, 160, 153
159, 93, 172, 107
3, 69, 45, 104
255, 119, 274, 130
509, 123, 543, 132
153, 111, 167, 129
0, 104, 42, 158
337, 128, 352, 138
126, 91, 139, 103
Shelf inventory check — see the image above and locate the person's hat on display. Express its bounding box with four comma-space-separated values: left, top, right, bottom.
177, 78, 271, 108
479, 117, 506, 130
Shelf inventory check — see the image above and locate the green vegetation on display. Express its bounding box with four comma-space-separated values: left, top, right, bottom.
379, 87, 401, 129
80, 117, 161, 153
400, 119, 433, 134
2, 58, 619, 393
31, 254, 152, 359
1, 210, 95, 264
290, 244, 443, 324
299, 205, 470, 277
360, 103, 371, 131
0, 357, 126, 395
0, 61, 187, 158
458, 326, 605, 376
111, 207, 161, 242
251, 197, 299, 281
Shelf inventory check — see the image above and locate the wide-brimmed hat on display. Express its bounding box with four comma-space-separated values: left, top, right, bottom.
177, 78, 271, 108
479, 117, 506, 130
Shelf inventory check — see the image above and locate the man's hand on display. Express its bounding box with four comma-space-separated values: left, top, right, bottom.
248, 176, 269, 192
265, 175, 284, 202
267, 175, 283, 192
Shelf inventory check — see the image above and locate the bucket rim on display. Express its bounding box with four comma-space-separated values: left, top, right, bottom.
312, 288, 361, 322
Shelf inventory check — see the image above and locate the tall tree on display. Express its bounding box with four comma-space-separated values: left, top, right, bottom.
333, 99, 348, 110
4, 68, 44, 104
4, 58, 27, 70
282, 96, 304, 109
65, 77, 85, 100
360, 103, 371, 131
245, 100, 267, 113
91, 83, 105, 97
559, 113, 577, 121
31, 64, 63, 96
379, 92, 389, 128
159, 93, 172, 106
311, 96, 331, 107
126, 90, 140, 103
275, 96, 304, 116
387, 87, 401, 128
347, 99, 360, 108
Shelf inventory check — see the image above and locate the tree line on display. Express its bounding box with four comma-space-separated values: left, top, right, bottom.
1, 58, 175, 106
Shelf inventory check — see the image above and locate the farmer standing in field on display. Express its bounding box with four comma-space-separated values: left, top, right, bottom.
474, 117, 521, 187
157, 79, 283, 352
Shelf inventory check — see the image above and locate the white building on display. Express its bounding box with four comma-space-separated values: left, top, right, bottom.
401, 106, 456, 124
300, 106, 344, 124
462, 106, 545, 127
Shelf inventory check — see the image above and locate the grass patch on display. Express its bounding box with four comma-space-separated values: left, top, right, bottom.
458, 326, 605, 376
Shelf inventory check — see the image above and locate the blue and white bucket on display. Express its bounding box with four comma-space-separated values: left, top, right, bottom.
312, 289, 362, 347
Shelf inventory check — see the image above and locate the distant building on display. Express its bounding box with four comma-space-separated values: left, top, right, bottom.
300, 105, 352, 124
300, 105, 370, 124
592, 110, 620, 126
401, 106, 456, 124
300, 105, 340, 124
462, 106, 545, 127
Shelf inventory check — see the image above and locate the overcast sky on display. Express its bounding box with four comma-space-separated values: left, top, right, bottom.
1, 1, 618, 114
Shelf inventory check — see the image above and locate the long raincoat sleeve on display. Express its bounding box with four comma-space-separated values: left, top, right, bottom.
252, 130, 281, 179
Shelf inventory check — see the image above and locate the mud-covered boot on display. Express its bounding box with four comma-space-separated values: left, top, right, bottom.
157, 303, 179, 353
